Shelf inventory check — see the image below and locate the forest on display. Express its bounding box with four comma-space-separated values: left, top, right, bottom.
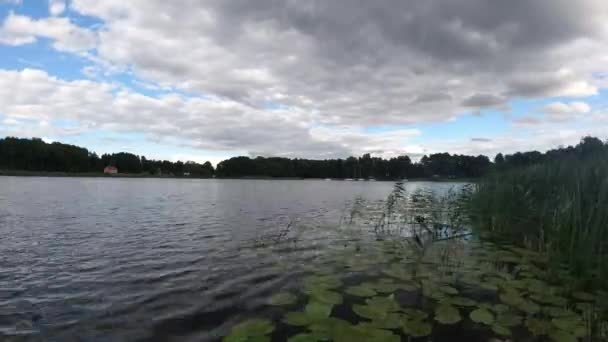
0, 136, 606, 179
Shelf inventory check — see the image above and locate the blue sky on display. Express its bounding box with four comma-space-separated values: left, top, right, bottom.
1, 0, 607, 164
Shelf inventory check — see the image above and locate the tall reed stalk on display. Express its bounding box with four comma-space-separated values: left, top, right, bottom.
470, 155, 608, 288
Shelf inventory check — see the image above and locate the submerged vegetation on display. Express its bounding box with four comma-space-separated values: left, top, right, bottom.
222, 181, 608, 341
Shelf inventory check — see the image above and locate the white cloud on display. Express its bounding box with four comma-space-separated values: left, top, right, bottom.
542, 101, 591, 121
49, 0, 66, 16
3, 0, 608, 159
0, 13, 96, 53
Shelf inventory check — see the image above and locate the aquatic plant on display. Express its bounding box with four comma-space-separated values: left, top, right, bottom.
470, 155, 608, 290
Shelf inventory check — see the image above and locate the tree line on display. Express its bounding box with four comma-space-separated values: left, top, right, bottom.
0, 137, 214, 177
1, 136, 606, 179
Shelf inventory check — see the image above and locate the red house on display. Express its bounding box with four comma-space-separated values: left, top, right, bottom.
103, 166, 118, 174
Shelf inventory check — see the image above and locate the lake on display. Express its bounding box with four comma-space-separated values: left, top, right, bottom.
1, 177, 601, 342
0, 177, 461, 341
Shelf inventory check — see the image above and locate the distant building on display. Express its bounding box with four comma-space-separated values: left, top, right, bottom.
104, 166, 118, 174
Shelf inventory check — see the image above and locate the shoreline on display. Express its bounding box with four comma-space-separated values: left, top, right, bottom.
0, 170, 474, 182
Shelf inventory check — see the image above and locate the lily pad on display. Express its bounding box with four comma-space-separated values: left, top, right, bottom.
438, 285, 459, 295
572, 291, 594, 302
284, 312, 312, 326
333, 323, 400, 342
470, 308, 494, 325
549, 330, 578, 342
525, 318, 551, 336
305, 301, 333, 319
434, 304, 461, 325
287, 334, 320, 342
345, 284, 377, 297
551, 317, 586, 337
446, 296, 478, 307
402, 308, 429, 321
268, 292, 298, 306
224, 319, 275, 342
495, 313, 522, 327
491, 324, 511, 336
365, 295, 400, 313
309, 289, 343, 305
402, 319, 432, 337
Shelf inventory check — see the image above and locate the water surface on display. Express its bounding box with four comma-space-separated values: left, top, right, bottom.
0, 177, 460, 341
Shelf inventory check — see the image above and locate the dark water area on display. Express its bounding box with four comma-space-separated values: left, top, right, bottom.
1, 177, 604, 342
0, 177, 461, 341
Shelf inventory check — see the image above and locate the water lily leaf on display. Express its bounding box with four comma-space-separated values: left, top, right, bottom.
352, 303, 387, 320
549, 330, 578, 342
365, 296, 400, 313
438, 285, 459, 295
530, 294, 568, 306
572, 291, 594, 302
224, 319, 275, 342
382, 267, 413, 281
492, 324, 511, 336
309, 289, 343, 305
287, 334, 320, 342
470, 308, 494, 325
543, 306, 576, 318
284, 312, 312, 326
363, 313, 404, 329
308, 317, 351, 339
402, 319, 432, 337
402, 308, 429, 321
345, 284, 377, 297
499, 290, 524, 307
516, 299, 541, 314
434, 304, 461, 325
479, 282, 499, 292
305, 301, 333, 319
551, 317, 586, 337
303, 275, 342, 291
446, 296, 478, 307
333, 323, 399, 342
268, 292, 298, 306
526, 318, 551, 336
495, 313, 522, 327
491, 304, 509, 313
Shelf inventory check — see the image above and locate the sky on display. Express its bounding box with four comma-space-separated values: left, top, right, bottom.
1, 0, 607, 165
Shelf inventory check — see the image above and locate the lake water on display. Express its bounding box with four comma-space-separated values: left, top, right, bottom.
0, 177, 463, 341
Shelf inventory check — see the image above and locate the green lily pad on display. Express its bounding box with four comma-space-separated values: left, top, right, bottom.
223, 319, 275, 342
333, 323, 400, 342
303, 275, 342, 291
492, 324, 511, 336
345, 284, 377, 297
572, 291, 594, 302
287, 334, 320, 342
309, 289, 343, 305
530, 293, 568, 306
517, 299, 541, 314
552, 317, 587, 337
308, 317, 351, 339
446, 296, 478, 307
495, 313, 522, 327
402, 319, 432, 337
491, 304, 509, 313
305, 301, 333, 319
402, 308, 429, 321
284, 312, 312, 326
268, 292, 298, 306
434, 304, 461, 325
363, 313, 404, 329
365, 295, 400, 313
543, 306, 576, 318
438, 285, 459, 295
549, 330, 578, 342
526, 318, 551, 336
470, 308, 494, 325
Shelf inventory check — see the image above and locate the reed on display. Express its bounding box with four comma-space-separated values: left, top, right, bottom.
470, 154, 608, 288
